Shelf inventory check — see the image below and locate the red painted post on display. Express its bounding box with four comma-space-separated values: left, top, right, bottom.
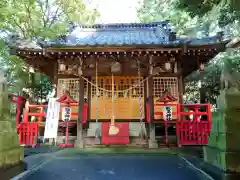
146, 103, 150, 123
23, 101, 29, 123
65, 121, 69, 145
82, 104, 88, 124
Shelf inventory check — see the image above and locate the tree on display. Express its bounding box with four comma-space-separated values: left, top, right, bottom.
0, 0, 99, 101
0, 0, 99, 40
176, 0, 240, 27
137, 0, 198, 36
137, 0, 222, 37
137, 0, 240, 105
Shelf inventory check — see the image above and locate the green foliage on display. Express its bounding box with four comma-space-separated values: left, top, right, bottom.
186, 49, 240, 104
0, 0, 99, 40
176, 0, 240, 27
0, 0, 99, 101
137, 0, 220, 37
137, 0, 198, 36
137, 0, 240, 104
28, 73, 52, 103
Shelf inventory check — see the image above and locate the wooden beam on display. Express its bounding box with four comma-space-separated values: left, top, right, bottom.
148, 76, 154, 123
226, 37, 240, 48
46, 46, 183, 53
76, 76, 85, 148
52, 61, 58, 97
177, 60, 183, 104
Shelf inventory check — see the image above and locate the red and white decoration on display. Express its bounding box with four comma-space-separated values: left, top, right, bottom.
62, 107, 72, 122
163, 106, 172, 121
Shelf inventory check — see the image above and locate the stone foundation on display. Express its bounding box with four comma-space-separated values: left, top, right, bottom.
40, 136, 148, 147
0, 121, 24, 179
204, 90, 240, 180
0, 161, 25, 180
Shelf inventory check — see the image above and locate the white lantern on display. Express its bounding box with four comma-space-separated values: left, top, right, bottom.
200, 63, 205, 71
78, 66, 83, 76
111, 61, 121, 73
165, 62, 171, 71
29, 66, 35, 73
59, 63, 66, 72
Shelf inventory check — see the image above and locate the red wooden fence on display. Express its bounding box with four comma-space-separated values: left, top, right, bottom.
177, 104, 211, 145
146, 103, 212, 146
23, 103, 88, 124
10, 92, 211, 146
17, 122, 38, 145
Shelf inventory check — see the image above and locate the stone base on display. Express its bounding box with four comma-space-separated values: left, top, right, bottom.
0, 121, 24, 180
0, 161, 26, 180
39, 136, 148, 147
148, 139, 158, 149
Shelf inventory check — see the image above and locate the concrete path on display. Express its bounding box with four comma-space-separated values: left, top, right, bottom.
17, 148, 209, 180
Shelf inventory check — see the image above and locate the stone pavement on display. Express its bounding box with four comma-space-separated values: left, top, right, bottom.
13, 147, 213, 180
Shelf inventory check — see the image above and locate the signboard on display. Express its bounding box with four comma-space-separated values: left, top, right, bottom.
163, 106, 172, 121
62, 107, 72, 122
44, 98, 60, 139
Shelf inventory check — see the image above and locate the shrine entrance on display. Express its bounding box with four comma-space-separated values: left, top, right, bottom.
90, 76, 144, 120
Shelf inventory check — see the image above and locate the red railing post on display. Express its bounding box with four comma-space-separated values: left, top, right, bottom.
83, 103, 88, 124
146, 103, 150, 123
8, 94, 25, 127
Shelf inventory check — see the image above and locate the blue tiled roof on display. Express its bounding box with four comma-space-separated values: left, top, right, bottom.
44, 22, 223, 47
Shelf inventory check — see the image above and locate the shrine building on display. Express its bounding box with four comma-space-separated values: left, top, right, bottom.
11, 22, 229, 147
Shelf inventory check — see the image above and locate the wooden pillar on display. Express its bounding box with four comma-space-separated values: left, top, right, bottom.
76, 76, 85, 148
52, 61, 58, 98
177, 60, 184, 104
148, 57, 158, 148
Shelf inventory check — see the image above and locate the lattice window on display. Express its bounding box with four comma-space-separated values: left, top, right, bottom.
57, 78, 88, 101
153, 77, 178, 98
91, 76, 143, 98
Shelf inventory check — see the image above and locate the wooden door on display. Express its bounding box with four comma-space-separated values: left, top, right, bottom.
91, 76, 144, 120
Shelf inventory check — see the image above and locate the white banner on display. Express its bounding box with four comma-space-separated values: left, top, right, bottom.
44, 98, 60, 139
61, 107, 72, 122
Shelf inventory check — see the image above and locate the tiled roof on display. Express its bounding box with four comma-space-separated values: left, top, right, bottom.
44, 22, 175, 46
10, 22, 225, 49
43, 22, 222, 47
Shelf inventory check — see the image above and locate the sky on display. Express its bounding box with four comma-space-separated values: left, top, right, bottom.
88, 0, 140, 23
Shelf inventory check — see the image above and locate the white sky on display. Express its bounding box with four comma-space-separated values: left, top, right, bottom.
88, 0, 140, 23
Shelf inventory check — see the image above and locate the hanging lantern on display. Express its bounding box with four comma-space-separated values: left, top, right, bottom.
124, 90, 128, 98
199, 63, 205, 71
78, 66, 83, 76
111, 61, 121, 73
96, 89, 100, 97
59, 62, 66, 72
165, 62, 171, 71
89, 64, 94, 68
29, 66, 35, 73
